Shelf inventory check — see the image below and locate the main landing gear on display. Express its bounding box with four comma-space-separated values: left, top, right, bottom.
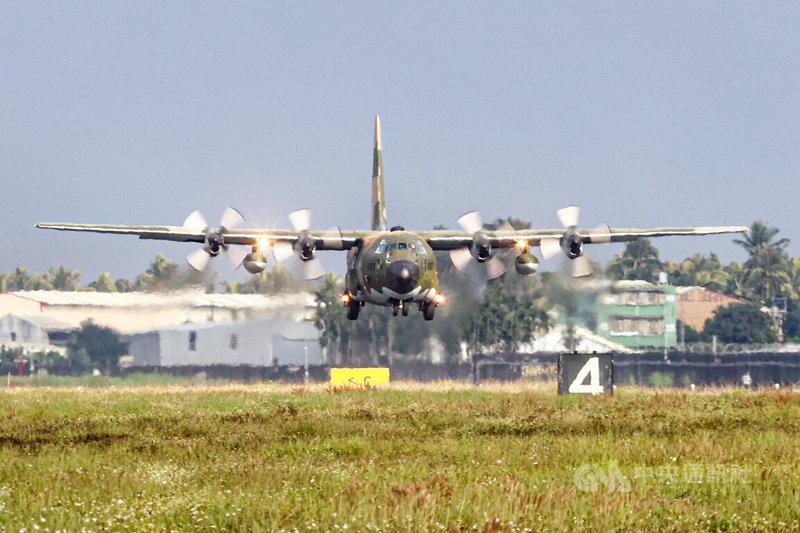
347, 299, 360, 320
342, 292, 360, 321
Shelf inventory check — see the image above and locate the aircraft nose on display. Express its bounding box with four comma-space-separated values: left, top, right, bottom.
387, 260, 420, 294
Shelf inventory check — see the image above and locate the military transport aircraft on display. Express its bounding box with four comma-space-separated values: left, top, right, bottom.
37, 116, 747, 321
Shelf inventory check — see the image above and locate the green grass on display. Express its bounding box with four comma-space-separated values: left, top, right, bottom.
0, 382, 798, 531
4, 371, 228, 388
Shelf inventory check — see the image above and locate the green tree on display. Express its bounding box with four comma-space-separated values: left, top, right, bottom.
782, 257, 800, 302
88, 272, 118, 292
703, 303, 777, 344
230, 266, 306, 294
314, 274, 348, 363
135, 254, 179, 291
723, 261, 751, 300
606, 238, 663, 283
467, 280, 551, 352
2, 268, 32, 291
66, 321, 128, 374
28, 271, 54, 290
734, 221, 791, 303
744, 243, 790, 303
781, 297, 800, 341
664, 253, 728, 291
733, 220, 790, 255
49, 266, 82, 290
114, 278, 135, 292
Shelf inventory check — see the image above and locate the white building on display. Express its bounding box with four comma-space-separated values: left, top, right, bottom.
0, 314, 73, 355
0, 290, 315, 333
124, 319, 321, 367
520, 325, 633, 354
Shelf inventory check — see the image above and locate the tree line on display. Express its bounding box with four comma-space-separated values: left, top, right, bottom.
605, 220, 798, 343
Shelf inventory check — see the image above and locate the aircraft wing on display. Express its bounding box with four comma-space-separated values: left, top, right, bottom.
420, 225, 749, 250
37, 222, 748, 250
586, 226, 750, 243
34, 222, 376, 250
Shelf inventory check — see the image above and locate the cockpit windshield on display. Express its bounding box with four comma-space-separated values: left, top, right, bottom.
376, 238, 427, 255
376, 239, 389, 253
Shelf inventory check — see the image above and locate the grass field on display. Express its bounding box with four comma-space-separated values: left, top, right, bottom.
0, 381, 798, 531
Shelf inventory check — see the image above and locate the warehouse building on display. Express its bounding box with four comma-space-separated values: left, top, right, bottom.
123, 319, 321, 367
0, 290, 314, 333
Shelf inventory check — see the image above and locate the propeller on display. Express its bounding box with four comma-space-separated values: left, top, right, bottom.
449, 211, 512, 280
540, 205, 610, 277
269, 208, 338, 280
184, 207, 248, 271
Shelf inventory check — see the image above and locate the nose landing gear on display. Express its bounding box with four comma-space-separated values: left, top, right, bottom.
392, 300, 410, 317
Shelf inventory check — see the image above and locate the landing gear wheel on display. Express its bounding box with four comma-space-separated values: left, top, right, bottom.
423, 303, 435, 321
402, 304, 409, 317
347, 300, 360, 320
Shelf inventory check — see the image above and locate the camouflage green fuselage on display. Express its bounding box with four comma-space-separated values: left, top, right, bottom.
346, 230, 439, 306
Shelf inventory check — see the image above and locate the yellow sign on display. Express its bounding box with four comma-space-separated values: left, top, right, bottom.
330, 367, 390, 388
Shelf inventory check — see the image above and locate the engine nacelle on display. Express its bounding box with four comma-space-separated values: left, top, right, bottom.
515, 252, 539, 276
295, 235, 316, 262
203, 230, 224, 256
561, 231, 583, 259
470, 233, 492, 263
243, 252, 268, 274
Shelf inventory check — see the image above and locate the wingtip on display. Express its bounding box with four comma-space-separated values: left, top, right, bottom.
374, 115, 382, 150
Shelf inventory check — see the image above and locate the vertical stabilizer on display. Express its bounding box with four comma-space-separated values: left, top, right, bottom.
371, 115, 388, 231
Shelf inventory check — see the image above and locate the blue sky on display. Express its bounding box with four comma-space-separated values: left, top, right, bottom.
3, 2, 798, 282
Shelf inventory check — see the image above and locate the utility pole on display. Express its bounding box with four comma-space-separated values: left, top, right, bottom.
304, 345, 309, 384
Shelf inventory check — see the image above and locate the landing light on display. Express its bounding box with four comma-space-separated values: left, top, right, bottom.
340, 293, 351, 305
434, 293, 445, 305
515, 239, 528, 250
257, 237, 271, 251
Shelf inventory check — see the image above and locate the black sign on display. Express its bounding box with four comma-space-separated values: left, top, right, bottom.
558, 353, 613, 395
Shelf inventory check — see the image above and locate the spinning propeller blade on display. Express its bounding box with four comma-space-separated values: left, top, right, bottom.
267, 209, 327, 280
184, 207, 248, 271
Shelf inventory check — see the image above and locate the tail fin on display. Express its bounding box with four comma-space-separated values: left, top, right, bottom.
371, 115, 388, 231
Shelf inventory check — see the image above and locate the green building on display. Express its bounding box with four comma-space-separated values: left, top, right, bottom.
595, 280, 677, 349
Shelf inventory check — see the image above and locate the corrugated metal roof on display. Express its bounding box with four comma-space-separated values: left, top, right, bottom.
613, 280, 662, 291
675, 286, 744, 302
138, 318, 317, 337
10, 314, 75, 331
8, 290, 315, 310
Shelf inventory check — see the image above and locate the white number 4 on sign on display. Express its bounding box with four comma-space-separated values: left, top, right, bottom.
568, 357, 604, 395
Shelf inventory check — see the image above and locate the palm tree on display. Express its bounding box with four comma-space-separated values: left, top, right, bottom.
724, 262, 752, 300
745, 243, 790, 302
606, 238, 663, 283
734, 222, 791, 303
136, 254, 179, 290
733, 221, 789, 255
664, 253, 727, 290
49, 266, 82, 290
782, 258, 800, 302
314, 273, 346, 364
89, 272, 118, 292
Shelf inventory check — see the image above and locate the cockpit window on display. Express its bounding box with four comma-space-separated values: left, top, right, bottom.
378, 239, 418, 254
415, 239, 427, 254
